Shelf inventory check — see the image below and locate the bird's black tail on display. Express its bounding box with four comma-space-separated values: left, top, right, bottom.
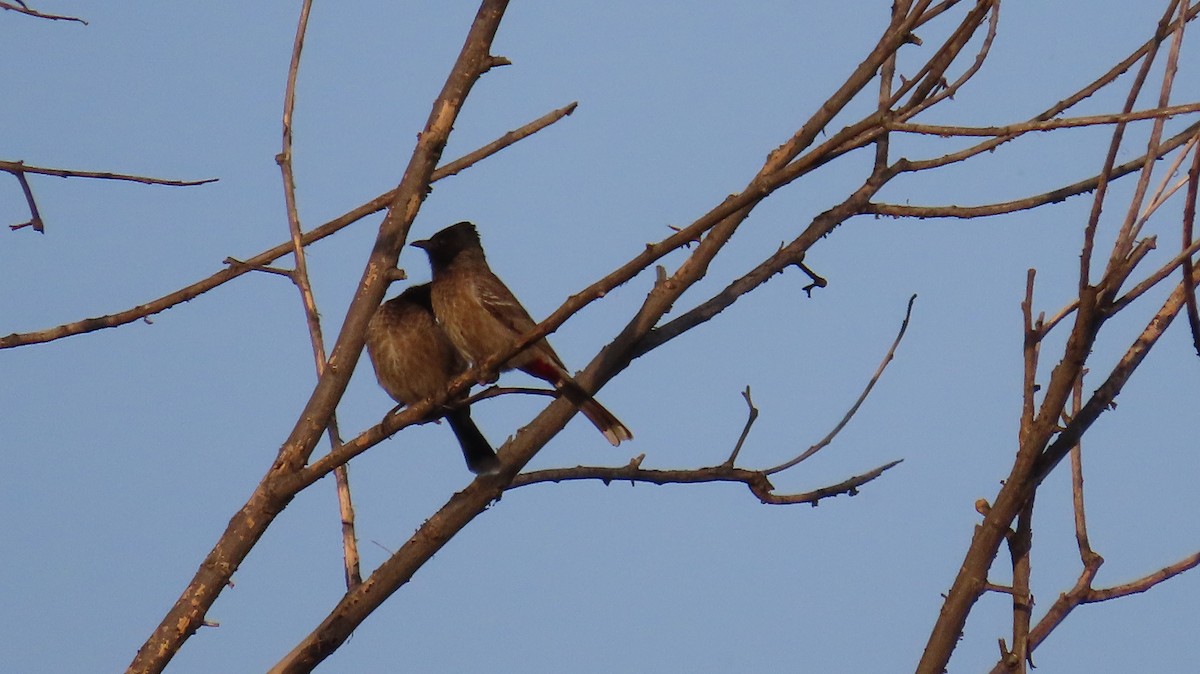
555, 377, 634, 447
445, 407, 500, 475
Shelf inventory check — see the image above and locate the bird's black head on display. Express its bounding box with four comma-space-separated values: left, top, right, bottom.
411, 221, 483, 268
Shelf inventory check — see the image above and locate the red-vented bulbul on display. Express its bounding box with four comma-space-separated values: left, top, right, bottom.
411, 221, 633, 446
366, 283, 500, 474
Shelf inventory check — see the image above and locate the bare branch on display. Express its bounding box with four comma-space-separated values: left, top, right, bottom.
894, 0, 1000, 119
128, 2, 515, 671
1087, 551, 1200, 602
764, 459, 904, 505
508, 458, 905, 507
765, 295, 916, 474
865, 122, 1200, 219
0, 160, 215, 186
1101, 3, 1189, 285
1109, 231, 1200, 311
722, 386, 758, 467
435, 101, 577, 180
1, 160, 214, 232
890, 103, 1200, 137
919, 7, 1200, 671
1067, 374, 1098, 565
1008, 546, 1200, 673
1, 102, 576, 349
0, 0, 86, 24
268, 9, 1015, 668
1182, 136, 1200, 355
1034, 260, 1200, 488
634, 166, 900, 361
274, 0, 363, 592
1005, 499, 1035, 673
9, 167, 43, 232
888, 2, 1200, 179
1020, 269, 1040, 437
991, 552, 1102, 674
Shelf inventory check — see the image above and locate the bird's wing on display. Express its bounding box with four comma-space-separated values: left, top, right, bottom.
472, 272, 539, 333
471, 271, 567, 370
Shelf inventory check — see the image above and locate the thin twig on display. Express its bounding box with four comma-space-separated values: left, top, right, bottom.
1108, 231, 1200, 312
890, 103, 1200, 138
10, 168, 43, 232
2, 160, 214, 232
1182, 135, 1200, 355
884, 0, 988, 113
0, 0, 86, 23
633, 171, 897, 360
1107, 1, 1190, 272
1087, 551, 1200, 601
895, 0, 1000, 120
865, 123, 1200, 219
1017, 546, 1200, 668
1020, 269, 1039, 441
873, 1, 899, 174
1068, 373, 1098, 564
435, 102, 577, 180
464, 385, 556, 405
1132, 132, 1200, 234
222, 257, 293, 277
275, 0, 363, 592
0, 160, 215, 186
722, 386, 758, 467
892, 1, 1200, 180
765, 295, 916, 475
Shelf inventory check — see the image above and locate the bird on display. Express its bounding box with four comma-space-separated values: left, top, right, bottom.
365, 283, 500, 475
411, 221, 632, 446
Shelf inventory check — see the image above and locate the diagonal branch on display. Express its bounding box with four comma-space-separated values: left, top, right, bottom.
126, 3, 514, 672
888, 2, 1200, 178
1008, 548, 1200, 674
866, 122, 1200, 219
764, 294, 916, 475
1, 103, 576, 349
271, 5, 992, 668
890, 103, 1200, 137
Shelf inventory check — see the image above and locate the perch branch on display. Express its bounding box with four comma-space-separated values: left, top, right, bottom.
127, 2, 513, 672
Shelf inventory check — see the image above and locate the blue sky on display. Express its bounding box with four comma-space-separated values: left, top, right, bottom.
4, 2, 1199, 673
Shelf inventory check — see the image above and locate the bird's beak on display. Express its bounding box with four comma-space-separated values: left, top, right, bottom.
410, 238, 431, 250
